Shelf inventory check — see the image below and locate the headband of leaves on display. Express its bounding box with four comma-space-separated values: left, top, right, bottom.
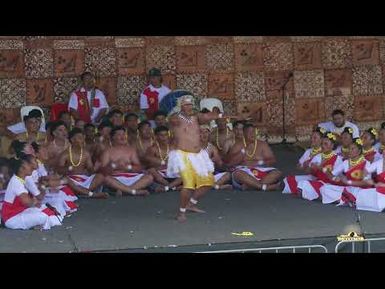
325, 132, 337, 142
354, 137, 363, 147
343, 126, 354, 136
367, 127, 378, 139
315, 126, 326, 136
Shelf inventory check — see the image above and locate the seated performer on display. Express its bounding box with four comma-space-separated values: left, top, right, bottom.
124, 113, 139, 145
58, 111, 73, 131
361, 127, 381, 163
319, 138, 371, 206
335, 127, 354, 160
10, 144, 75, 217
44, 120, 69, 171
28, 142, 78, 215
153, 110, 168, 128
318, 109, 360, 141
100, 126, 153, 196
84, 123, 97, 156
74, 119, 85, 130
7, 109, 46, 135
15, 114, 46, 145
222, 120, 245, 162
200, 125, 232, 190
354, 150, 385, 212
145, 126, 182, 193
58, 128, 108, 199
1, 154, 62, 230
108, 108, 124, 127
282, 126, 325, 195
210, 116, 234, 159
136, 121, 154, 166
297, 132, 343, 201
93, 120, 113, 164
227, 123, 282, 191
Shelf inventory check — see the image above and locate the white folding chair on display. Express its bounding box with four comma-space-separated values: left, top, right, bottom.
199, 98, 224, 113
20, 105, 45, 123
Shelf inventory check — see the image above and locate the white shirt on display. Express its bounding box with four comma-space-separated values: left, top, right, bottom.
298, 148, 317, 166
367, 158, 384, 175
68, 87, 109, 123
318, 121, 360, 138
3, 175, 28, 204
7, 121, 46, 134
139, 84, 171, 110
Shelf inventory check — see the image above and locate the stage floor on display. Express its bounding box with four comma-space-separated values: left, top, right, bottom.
1, 145, 385, 253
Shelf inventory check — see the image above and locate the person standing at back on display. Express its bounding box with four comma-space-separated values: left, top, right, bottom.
68, 72, 109, 125
139, 68, 171, 124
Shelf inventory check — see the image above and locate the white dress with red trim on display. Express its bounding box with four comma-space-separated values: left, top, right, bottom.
298, 153, 343, 201
282, 148, 319, 195
1, 175, 62, 230
24, 163, 70, 216
355, 159, 385, 212
319, 158, 371, 206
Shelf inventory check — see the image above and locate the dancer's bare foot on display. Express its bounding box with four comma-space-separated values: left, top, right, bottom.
176, 212, 187, 222
186, 203, 206, 213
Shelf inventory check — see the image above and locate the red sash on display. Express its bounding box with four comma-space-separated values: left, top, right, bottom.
250, 168, 269, 180
313, 155, 337, 183
1, 196, 28, 223
376, 171, 385, 183
346, 161, 366, 181
143, 86, 159, 120
364, 150, 376, 163
75, 90, 91, 123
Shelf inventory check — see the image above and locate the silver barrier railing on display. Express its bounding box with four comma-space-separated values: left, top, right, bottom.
197, 244, 328, 253
335, 237, 385, 253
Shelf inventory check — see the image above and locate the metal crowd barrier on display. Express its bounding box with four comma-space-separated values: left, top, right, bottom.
197, 244, 328, 253
335, 237, 385, 253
